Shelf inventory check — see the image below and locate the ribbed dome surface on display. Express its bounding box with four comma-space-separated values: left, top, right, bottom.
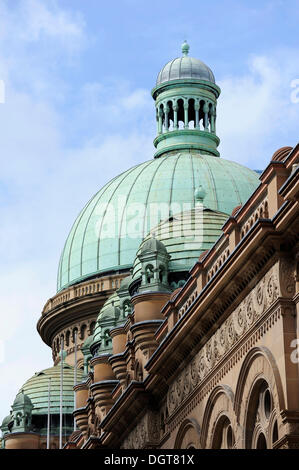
57, 152, 259, 292
132, 207, 229, 280
19, 365, 83, 416
156, 56, 215, 86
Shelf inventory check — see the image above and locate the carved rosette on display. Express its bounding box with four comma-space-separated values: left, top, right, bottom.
190, 358, 199, 388
183, 366, 191, 399
217, 325, 227, 356
233, 306, 245, 337
279, 258, 296, 298
246, 296, 256, 326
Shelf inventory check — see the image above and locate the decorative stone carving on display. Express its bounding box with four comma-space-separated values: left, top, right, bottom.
166, 263, 281, 417
234, 306, 245, 337
279, 258, 296, 298
121, 411, 160, 449
190, 359, 199, 388
246, 296, 255, 326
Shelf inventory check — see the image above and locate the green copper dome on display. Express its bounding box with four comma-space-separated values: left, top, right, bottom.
57, 151, 259, 292
1, 414, 12, 430
13, 391, 33, 408
19, 364, 83, 416
156, 41, 215, 85
157, 56, 215, 86
91, 292, 121, 355
132, 206, 229, 282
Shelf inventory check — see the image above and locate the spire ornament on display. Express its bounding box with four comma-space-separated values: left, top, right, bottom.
181, 40, 190, 56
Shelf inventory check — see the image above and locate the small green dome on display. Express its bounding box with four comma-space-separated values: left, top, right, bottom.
18, 365, 83, 416
82, 335, 93, 350
13, 391, 33, 408
118, 275, 133, 292
1, 414, 12, 429
57, 151, 259, 292
132, 207, 229, 281
91, 292, 120, 353
140, 236, 168, 255
156, 51, 215, 86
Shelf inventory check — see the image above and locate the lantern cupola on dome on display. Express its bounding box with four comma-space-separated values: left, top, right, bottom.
152, 41, 220, 158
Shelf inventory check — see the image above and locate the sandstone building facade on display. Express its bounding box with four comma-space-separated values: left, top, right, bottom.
1, 42, 298, 450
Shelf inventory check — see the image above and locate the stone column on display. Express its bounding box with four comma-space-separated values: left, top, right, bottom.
194, 102, 200, 129
173, 103, 178, 130
184, 101, 189, 128
164, 104, 169, 132
158, 107, 163, 134
210, 105, 216, 133
203, 102, 209, 131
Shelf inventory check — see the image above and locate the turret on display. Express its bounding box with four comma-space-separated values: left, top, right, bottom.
138, 235, 171, 293
152, 41, 221, 158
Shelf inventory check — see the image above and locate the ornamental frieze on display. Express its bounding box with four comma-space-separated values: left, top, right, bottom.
121, 410, 160, 449
167, 261, 286, 416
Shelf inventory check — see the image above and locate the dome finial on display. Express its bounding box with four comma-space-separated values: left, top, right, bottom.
194, 185, 206, 203
181, 40, 190, 56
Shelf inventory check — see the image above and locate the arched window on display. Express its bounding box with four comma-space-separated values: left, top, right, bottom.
177, 99, 184, 129
72, 327, 78, 344
80, 324, 87, 340
174, 419, 201, 449
188, 98, 195, 128
245, 380, 272, 449
123, 300, 132, 317
65, 330, 70, 347
145, 264, 154, 284
89, 322, 96, 335
212, 416, 235, 449
103, 329, 112, 348
159, 265, 165, 283
256, 433, 267, 449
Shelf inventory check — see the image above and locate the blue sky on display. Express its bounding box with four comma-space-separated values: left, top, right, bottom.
0, 0, 298, 423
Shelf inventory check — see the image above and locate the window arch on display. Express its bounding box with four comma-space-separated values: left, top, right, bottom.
123, 300, 132, 317
212, 415, 235, 449
80, 324, 87, 340
103, 329, 112, 348
174, 419, 201, 449
245, 379, 272, 449
89, 321, 96, 335
145, 264, 154, 284
65, 330, 70, 347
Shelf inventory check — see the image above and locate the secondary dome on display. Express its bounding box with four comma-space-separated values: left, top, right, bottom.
91, 292, 121, 355
19, 364, 83, 416
156, 41, 215, 86
131, 206, 229, 281
57, 151, 259, 292
13, 391, 33, 408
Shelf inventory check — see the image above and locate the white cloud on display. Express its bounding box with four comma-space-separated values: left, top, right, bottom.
21, 0, 85, 43
0, 3, 154, 425
0, 0, 298, 427
217, 50, 299, 168
120, 89, 150, 110
0, 0, 85, 48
